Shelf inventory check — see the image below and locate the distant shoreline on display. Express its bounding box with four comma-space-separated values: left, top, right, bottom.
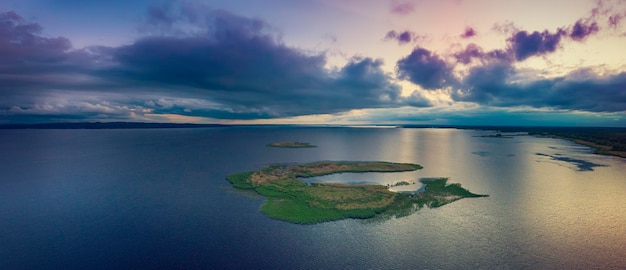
2, 122, 623, 158
266, 141, 317, 148
455, 126, 626, 158
0, 122, 229, 129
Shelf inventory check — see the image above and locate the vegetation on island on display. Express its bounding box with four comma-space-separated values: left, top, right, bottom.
226, 161, 487, 224
388, 181, 413, 187
266, 141, 317, 148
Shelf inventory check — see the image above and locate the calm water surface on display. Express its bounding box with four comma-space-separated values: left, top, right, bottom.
0, 127, 624, 269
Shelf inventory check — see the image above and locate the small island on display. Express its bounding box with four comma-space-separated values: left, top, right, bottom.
226, 161, 488, 224
266, 141, 317, 148
479, 134, 514, 138
389, 181, 413, 187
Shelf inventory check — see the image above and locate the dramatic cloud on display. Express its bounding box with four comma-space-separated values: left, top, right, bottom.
384, 30, 422, 45
396, 10, 626, 113
413, 42, 626, 113
452, 65, 626, 112
108, 7, 414, 118
1, 7, 429, 123
1, 0, 624, 125
507, 29, 566, 61
570, 19, 599, 41
460, 27, 477, 38
487, 17, 605, 63
397, 47, 457, 90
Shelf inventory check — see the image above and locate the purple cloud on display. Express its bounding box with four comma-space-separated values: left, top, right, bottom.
453, 44, 484, 64
397, 47, 457, 89
570, 20, 599, 41
1, 8, 427, 123
390, 1, 415, 15
0, 11, 73, 66
108, 7, 420, 117
452, 63, 626, 112
460, 27, 477, 38
508, 29, 566, 61
398, 16, 626, 112
0, 10, 109, 103
453, 43, 512, 65
384, 30, 421, 45
609, 13, 624, 27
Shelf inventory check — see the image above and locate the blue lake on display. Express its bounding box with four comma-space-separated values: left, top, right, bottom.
1, 127, 625, 269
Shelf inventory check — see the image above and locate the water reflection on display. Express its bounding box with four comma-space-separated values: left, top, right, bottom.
1, 128, 625, 269
515, 138, 626, 268
535, 152, 606, 171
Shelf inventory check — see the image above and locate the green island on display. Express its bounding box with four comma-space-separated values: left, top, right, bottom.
226, 161, 488, 224
266, 141, 317, 148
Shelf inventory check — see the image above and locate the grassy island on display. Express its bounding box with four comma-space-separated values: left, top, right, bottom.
267, 141, 317, 148
226, 161, 487, 224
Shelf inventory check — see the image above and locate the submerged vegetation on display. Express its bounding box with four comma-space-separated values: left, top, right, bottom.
226, 161, 487, 224
266, 141, 317, 148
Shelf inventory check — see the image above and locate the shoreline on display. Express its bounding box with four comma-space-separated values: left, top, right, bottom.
538, 134, 626, 158
461, 126, 626, 159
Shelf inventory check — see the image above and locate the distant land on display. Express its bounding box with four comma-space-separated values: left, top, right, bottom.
267, 141, 317, 148
448, 126, 626, 158
0, 122, 229, 129
1, 122, 624, 158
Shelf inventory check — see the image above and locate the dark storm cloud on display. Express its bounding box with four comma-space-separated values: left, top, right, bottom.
460, 27, 477, 38
508, 29, 566, 61
106, 7, 417, 117
452, 65, 626, 112
2, 7, 429, 123
444, 43, 626, 112
397, 47, 457, 89
569, 19, 599, 41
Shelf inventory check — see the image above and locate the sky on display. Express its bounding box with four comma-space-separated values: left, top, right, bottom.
1, 0, 625, 126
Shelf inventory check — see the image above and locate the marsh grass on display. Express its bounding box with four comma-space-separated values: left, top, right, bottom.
227, 162, 487, 224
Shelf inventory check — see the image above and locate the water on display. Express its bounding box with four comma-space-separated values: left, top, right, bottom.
0, 127, 624, 269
